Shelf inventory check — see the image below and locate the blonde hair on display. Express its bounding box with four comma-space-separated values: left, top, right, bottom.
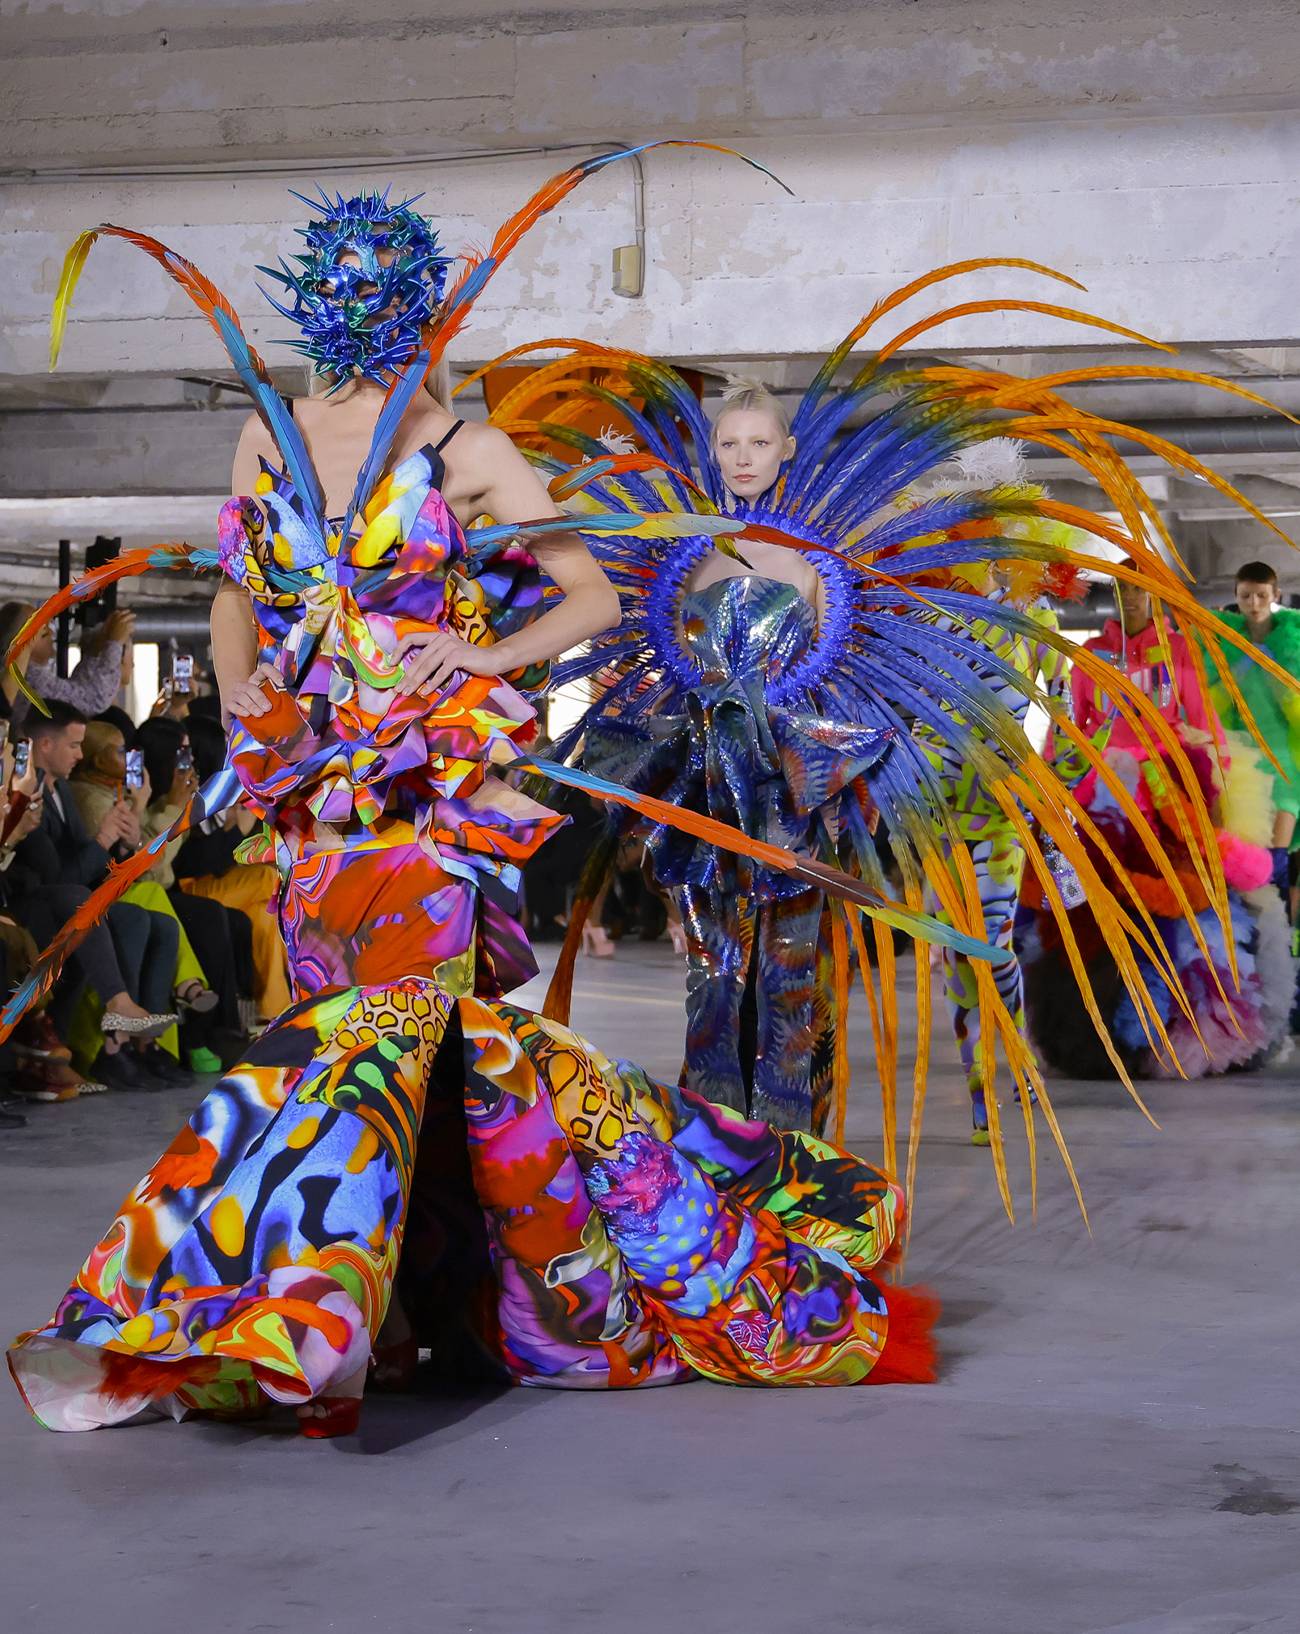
304, 354, 451, 410
423, 354, 452, 412
711, 378, 791, 449
76, 719, 125, 780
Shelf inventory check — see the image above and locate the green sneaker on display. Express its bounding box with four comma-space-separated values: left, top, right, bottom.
970, 1085, 991, 1147
188, 1046, 223, 1075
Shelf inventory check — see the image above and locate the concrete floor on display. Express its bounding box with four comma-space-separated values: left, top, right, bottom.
2, 942, 1298, 1634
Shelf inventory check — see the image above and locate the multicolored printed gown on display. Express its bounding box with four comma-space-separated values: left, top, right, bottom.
8, 434, 936, 1432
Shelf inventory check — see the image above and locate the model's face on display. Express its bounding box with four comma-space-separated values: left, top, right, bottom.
1236, 578, 1275, 630
1118, 582, 1152, 631
36, 723, 85, 780
714, 409, 793, 501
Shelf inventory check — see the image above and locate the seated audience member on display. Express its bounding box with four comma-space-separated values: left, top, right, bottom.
69, 716, 234, 1070
184, 689, 223, 724
0, 601, 33, 726
135, 715, 252, 1064
0, 734, 92, 1107
148, 653, 215, 724
1212, 561, 1300, 869
176, 712, 291, 1024
9, 700, 190, 1093
2, 602, 135, 730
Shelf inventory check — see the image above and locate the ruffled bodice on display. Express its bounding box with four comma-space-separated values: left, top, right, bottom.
217, 443, 545, 829
215, 440, 559, 1000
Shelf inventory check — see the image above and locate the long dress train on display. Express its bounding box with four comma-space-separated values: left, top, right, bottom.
8, 436, 936, 1431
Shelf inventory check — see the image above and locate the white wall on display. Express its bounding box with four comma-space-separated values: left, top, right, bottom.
6, 111, 1300, 383
4, 1, 1300, 376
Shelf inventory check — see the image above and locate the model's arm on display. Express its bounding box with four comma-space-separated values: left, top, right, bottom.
215, 415, 285, 723
211, 581, 262, 724
397, 427, 620, 695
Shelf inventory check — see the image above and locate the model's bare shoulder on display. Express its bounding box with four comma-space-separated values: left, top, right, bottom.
231, 410, 281, 495
439, 419, 529, 503
444, 418, 514, 458
236, 409, 278, 453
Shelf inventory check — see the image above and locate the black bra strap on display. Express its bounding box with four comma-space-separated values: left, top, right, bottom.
434, 419, 464, 453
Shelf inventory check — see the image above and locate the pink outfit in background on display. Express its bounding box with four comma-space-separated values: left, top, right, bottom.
1072, 617, 1219, 750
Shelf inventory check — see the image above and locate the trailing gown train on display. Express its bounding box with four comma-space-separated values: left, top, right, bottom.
8, 433, 936, 1432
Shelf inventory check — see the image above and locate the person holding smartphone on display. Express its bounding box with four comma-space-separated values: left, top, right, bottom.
7, 700, 183, 1092
132, 715, 249, 1065
172, 710, 289, 1028
2, 602, 136, 730
0, 726, 104, 1106
66, 717, 226, 1082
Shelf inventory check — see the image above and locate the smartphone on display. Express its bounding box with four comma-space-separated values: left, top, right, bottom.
171, 653, 193, 695
176, 745, 193, 773
124, 747, 145, 791
12, 738, 31, 780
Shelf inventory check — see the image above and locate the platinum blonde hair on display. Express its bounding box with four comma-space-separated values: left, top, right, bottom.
710, 377, 792, 449
304, 350, 452, 411
423, 354, 453, 412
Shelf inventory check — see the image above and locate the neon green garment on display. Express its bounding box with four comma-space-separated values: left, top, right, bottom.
1210, 606, 1300, 820
917, 599, 1068, 837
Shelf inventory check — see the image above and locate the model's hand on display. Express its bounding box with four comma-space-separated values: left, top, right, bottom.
226, 662, 285, 720
395, 631, 501, 697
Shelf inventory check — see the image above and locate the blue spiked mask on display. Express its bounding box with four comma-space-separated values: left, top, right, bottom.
259, 188, 454, 389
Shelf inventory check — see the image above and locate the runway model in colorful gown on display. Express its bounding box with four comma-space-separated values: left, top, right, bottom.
477, 261, 1300, 1208
5, 148, 965, 1436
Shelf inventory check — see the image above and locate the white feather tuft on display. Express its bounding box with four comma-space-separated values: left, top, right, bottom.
952, 438, 1028, 490
598, 426, 638, 455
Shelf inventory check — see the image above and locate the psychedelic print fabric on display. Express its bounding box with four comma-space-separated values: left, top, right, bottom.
9, 424, 934, 1432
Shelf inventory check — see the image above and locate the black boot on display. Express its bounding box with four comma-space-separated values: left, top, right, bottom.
135, 1045, 195, 1089
98, 1047, 162, 1093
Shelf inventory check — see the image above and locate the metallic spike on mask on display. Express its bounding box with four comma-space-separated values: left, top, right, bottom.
260, 189, 453, 388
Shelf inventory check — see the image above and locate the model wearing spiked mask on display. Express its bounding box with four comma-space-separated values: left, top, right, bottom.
7, 150, 944, 1440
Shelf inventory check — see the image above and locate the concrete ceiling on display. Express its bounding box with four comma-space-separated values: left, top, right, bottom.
4, 1, 1299, 609
4, 339, 1299, 610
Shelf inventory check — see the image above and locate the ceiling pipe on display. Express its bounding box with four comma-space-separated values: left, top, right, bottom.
2, 138, 642, 187
1023, 417, 1300, 459
122, 604, 215, 642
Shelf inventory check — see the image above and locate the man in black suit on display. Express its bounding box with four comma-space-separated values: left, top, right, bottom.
12, 700, 181, 1089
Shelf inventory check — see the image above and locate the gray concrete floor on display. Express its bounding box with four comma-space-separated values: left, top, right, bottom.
3, 942, 1298, 1634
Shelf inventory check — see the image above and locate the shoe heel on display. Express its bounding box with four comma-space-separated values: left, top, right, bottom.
297, 1397, 363, 1439
369, 1335, 419, 1394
